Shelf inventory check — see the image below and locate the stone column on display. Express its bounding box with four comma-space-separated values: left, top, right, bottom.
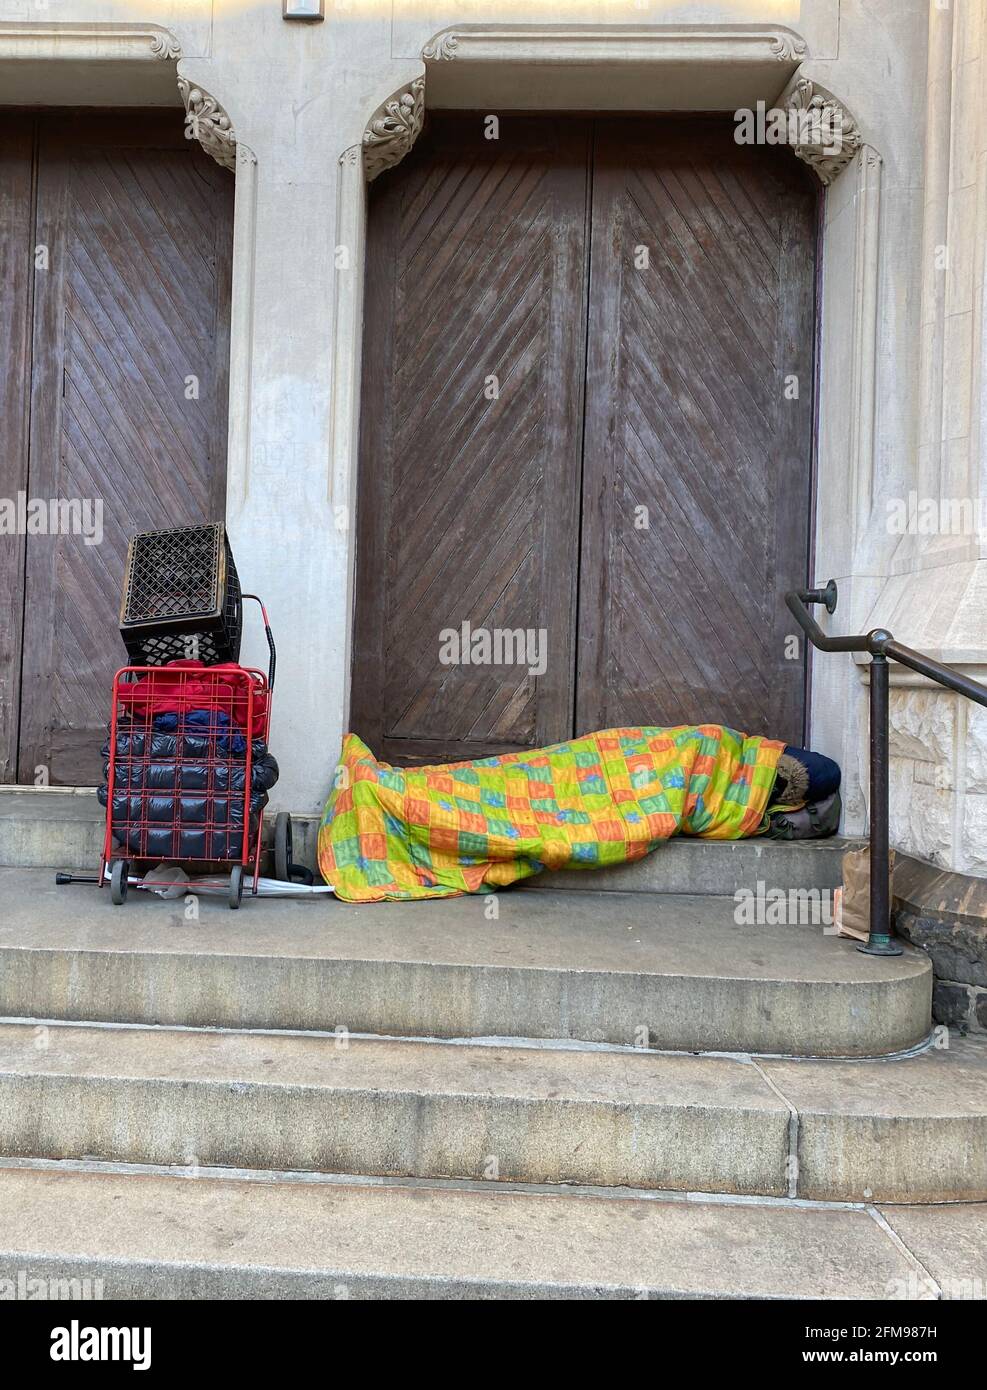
883, 0, 987, 874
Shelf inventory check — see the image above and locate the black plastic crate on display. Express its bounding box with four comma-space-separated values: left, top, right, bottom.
119, 524, 242, 666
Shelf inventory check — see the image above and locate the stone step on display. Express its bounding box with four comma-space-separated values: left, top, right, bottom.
0, 869, 930, 1055
0, 1163, 977, 1299
0, 786, 859, 895
0, 788, 104, 871
518, 836, 863, 895
284, 813, 860, 894
0, 1023, 983, 1201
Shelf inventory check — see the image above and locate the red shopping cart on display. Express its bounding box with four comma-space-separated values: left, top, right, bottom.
98, 594, 279, 909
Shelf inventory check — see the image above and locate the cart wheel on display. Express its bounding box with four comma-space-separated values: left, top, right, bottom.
229, 864, 244, 910
110, 860, 130, 906
274, 812, 293, 882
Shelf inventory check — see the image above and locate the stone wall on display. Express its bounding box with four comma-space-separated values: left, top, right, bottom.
895, 854, 987, 1034
888, 689, 987, 877
871, 0, 987, 877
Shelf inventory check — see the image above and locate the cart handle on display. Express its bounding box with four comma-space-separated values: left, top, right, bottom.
241, 594, 276, 691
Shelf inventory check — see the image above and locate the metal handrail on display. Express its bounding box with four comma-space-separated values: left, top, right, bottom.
786, 580, 987, 956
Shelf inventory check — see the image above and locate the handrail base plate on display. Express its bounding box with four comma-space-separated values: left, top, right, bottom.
857, 937, 905, 957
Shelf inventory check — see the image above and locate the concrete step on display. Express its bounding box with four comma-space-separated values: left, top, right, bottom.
0, 869, 931, 1055
283, 814, 859, 894
0, 788, 104, 870
519, 836, 863, 895
0, 1023, 983, 1201
0, 785, 859, 894
0, 1162, 977, 1299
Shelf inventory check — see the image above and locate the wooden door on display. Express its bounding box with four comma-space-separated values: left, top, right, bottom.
352, 114, 818, 763
0, 116, 35, 782
351, 115, 592, 766
5, 112, 234, 785
577, 120, 817, 744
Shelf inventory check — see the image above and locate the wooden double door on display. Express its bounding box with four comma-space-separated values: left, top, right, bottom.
353, 114, 820, 766
1, 112, 233, 784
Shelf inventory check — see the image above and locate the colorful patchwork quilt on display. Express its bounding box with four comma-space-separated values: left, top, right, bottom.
318, 725, 786, 903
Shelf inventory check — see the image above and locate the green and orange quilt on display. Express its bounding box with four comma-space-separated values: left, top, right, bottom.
318, 725, 786, 903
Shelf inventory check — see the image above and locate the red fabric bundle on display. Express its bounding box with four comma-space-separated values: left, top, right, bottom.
116, 661, 269, 738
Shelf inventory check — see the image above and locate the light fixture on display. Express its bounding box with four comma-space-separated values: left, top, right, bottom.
283, 0, 324, 20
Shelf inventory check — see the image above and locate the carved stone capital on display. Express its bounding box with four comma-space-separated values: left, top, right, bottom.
769, 33, 808, 62
149, 30, 182, 60
363, 76, 425, 182
786, 77, 862, 185
422, 32, 460, 61
178, 76, 237, 171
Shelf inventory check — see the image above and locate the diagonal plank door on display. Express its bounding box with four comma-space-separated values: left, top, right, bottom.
0, 116, 35, 782
18, 112, 233, 785
576, 119, 818, 744
351, 115, 592, 765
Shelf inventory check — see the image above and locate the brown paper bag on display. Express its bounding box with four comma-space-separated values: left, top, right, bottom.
836, 846, 896, 941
